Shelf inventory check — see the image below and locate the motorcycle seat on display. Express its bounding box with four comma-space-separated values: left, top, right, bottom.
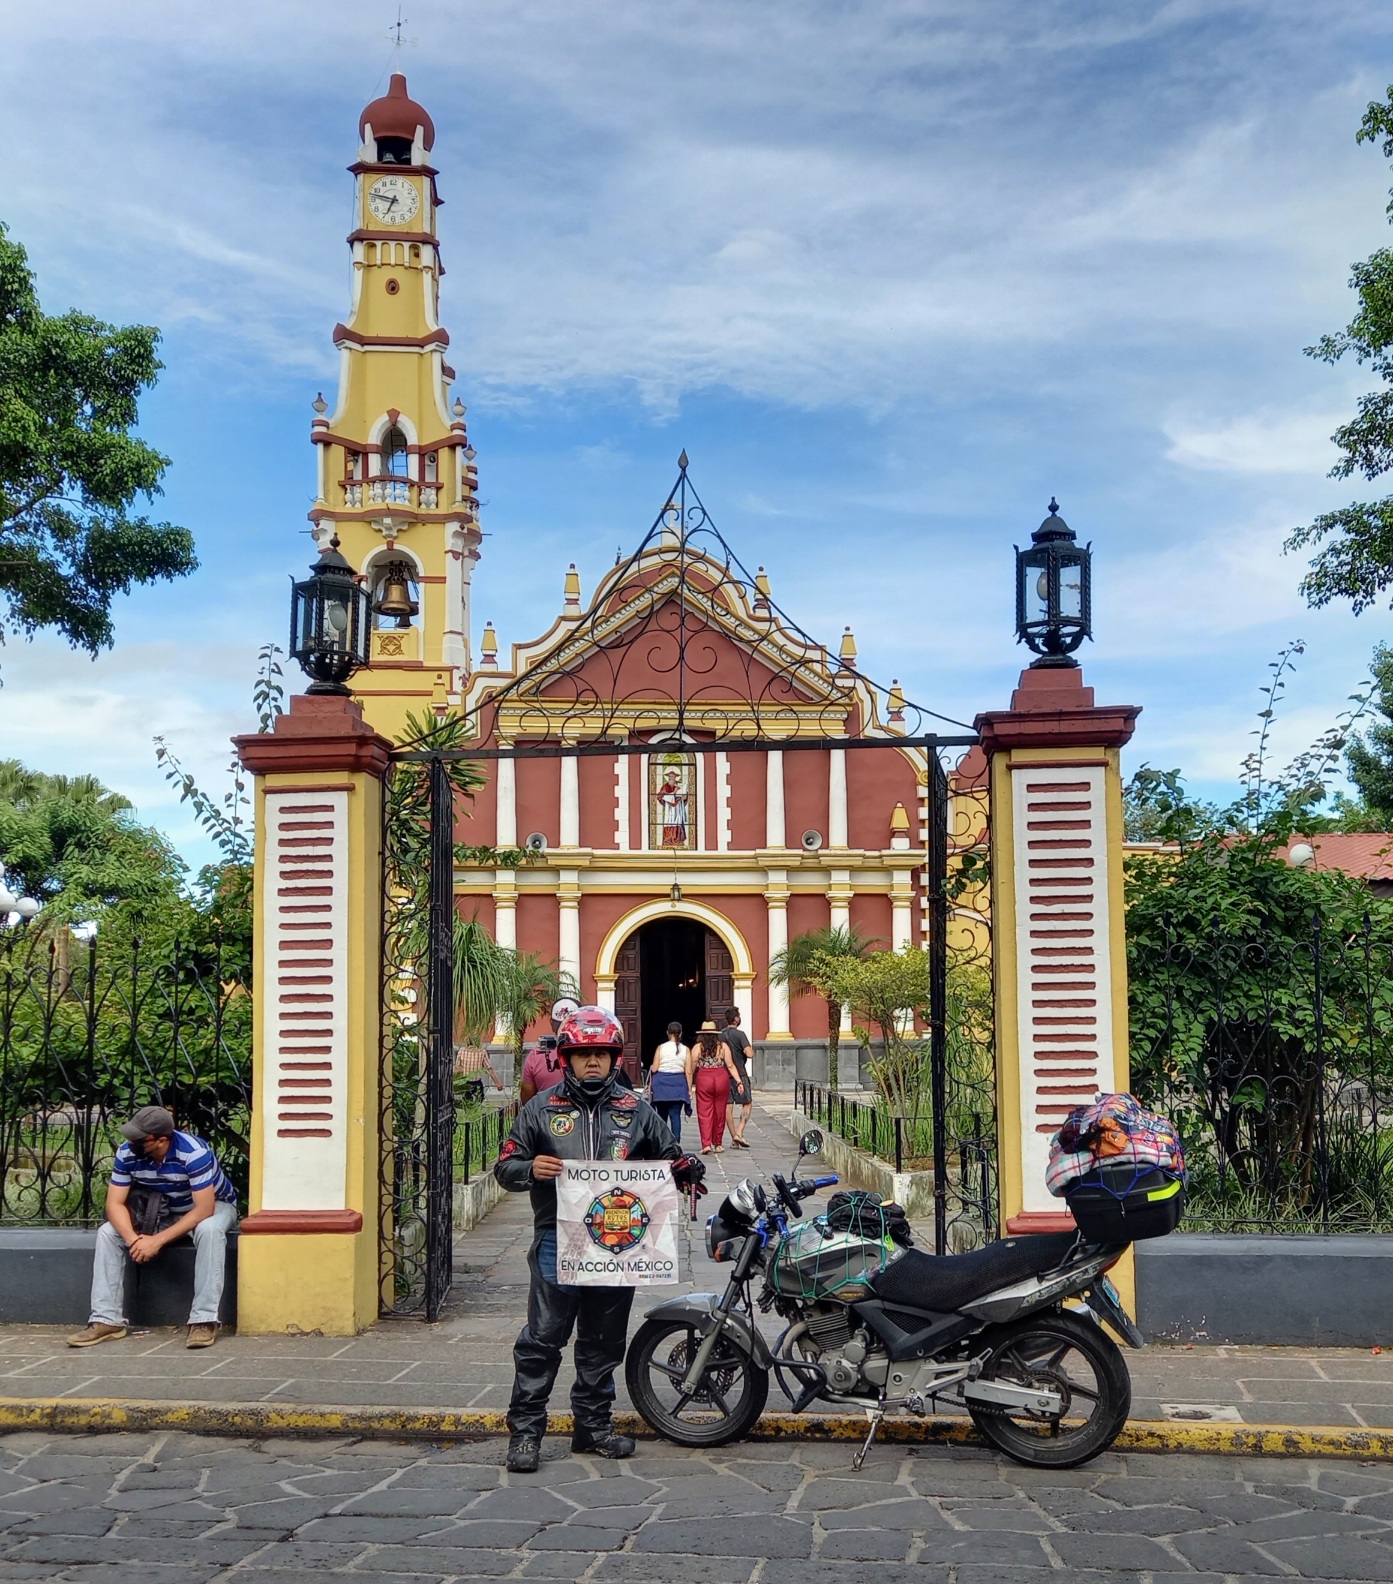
868, 1231, 1081, 1314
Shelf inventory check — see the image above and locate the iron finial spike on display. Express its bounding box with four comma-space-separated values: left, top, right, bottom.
678, 449, 689, 470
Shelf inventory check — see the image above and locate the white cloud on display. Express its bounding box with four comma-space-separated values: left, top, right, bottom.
1164, 409, 1344, 474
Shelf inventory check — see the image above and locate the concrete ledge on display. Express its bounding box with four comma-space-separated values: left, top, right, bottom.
453, 1169, 506, 1233
0, 1229, 236, 1328
1137, 1234, 1393, 1346
0, 1395, 1386, 1460
789, 1105, 935, 1219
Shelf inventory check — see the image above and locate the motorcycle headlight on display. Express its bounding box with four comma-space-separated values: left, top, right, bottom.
704, 1213, 731, 1260
728, 1176, 760, 1218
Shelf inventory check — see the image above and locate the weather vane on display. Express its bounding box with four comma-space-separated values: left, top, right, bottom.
388, 5, 416, 51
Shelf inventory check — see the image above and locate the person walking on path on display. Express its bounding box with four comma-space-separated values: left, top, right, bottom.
693, 1019, 742, 1153
67, 1105, 239, 1352
648, 1021, 693, 1144
721, 1006, 753, 1148
493, 1005, 706, 1473
518, 1034, 563, 1104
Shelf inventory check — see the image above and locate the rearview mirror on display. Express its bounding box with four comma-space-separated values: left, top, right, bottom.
798, 1129, 824, 1158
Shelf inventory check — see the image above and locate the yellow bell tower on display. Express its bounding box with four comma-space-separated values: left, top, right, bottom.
307, 73, 480, 740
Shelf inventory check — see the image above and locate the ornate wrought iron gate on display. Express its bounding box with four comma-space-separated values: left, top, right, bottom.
379, 462, 989, 1317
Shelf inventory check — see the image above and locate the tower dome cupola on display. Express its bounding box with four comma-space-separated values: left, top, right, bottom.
360, 73, 435, 164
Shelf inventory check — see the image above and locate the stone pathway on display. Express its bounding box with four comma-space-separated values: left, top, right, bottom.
3, 1427, 1393, 1581
0, 1103, 1392, 1431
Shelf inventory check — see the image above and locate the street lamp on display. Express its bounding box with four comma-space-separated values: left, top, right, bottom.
1015, 498, 1092, 667
289, 534, 371, 695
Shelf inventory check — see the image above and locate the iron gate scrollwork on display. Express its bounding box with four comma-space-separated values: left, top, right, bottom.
380, 457, 994, 1316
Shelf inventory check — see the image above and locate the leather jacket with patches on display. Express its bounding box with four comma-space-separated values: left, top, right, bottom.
494, 1072, 681, 1232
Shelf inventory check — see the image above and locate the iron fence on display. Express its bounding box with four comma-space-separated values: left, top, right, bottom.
798, 1079, 998, 1254
0, 927, 252, 1224
1129, 905, 1393, 1233
456, 1099, 518, 1183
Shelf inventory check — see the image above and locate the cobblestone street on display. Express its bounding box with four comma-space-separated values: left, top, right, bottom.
4, 1428, 1393, 1583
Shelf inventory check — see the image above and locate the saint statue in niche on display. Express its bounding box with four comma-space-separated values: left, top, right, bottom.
650, 752, 696, 849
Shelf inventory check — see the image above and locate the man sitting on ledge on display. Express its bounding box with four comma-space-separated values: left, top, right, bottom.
67, 1105, 239, 1351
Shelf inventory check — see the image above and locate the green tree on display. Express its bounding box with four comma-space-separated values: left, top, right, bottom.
809, 946, 931, 1122
0, 222, 196, 654
769, 924, 878, 1090
495, 950, 574, 1075
0, 760, 182, 917
1345, 642, 1393, 822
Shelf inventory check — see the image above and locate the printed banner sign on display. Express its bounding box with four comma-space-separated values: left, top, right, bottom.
555, 1161, 681, 1287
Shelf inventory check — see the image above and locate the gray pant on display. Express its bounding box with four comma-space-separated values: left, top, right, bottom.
89, 1201, 238, 1327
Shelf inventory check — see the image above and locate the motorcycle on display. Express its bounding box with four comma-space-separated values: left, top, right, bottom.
626, 1129, 1147, 1470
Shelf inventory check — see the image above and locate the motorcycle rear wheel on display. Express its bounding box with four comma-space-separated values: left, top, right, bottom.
625, 1316, 770, 1447
967, 1308, 1131, 1468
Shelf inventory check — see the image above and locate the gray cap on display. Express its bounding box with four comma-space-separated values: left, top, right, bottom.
120, 1105, 175, 1143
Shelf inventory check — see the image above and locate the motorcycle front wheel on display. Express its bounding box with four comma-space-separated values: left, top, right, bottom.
967, 1308, 1131, 1468
625, 1316, 770, 1447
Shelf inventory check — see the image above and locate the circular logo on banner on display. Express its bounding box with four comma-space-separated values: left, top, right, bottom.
550, 1113, 576, 1137
584, 1188, 650, 1252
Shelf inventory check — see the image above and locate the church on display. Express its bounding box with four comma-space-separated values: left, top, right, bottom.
306, 74, 968, 1081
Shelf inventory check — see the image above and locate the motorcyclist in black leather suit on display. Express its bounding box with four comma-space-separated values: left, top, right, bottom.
494, 1005, 706, 1472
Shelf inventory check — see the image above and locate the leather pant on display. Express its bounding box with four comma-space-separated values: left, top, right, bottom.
507, 1230, 635, 1439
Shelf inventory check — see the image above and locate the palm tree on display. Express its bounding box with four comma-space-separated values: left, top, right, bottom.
769, 924, 879, 1090
450, 918, 513, 1048
496, 951, 575, 1075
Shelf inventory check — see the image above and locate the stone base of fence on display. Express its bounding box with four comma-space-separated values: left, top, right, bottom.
789, 1106, 935, 1219
1137, 1233, 1393, 1347
452, 1170, 506, 1235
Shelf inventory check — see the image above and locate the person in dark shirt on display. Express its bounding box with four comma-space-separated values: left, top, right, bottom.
721, 1006, 754, 1148
494, 1006, 705, 1472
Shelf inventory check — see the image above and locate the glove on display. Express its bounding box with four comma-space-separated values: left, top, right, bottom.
671, 1153, 707, 1196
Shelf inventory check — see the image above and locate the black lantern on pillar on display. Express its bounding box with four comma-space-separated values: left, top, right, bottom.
1015, 498, 1092, 667
289, 535, 371, 694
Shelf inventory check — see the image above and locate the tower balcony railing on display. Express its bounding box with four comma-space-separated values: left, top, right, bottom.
342, 478, 443, 511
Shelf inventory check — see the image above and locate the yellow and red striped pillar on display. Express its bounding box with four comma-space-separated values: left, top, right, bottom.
976, 667, 1139, 1284
234, 693, 392, 1334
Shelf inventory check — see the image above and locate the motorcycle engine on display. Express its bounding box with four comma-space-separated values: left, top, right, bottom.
802, 1304, 888, 1394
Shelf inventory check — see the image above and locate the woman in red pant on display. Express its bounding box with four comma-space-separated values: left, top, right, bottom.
693, 1020, 742, 1152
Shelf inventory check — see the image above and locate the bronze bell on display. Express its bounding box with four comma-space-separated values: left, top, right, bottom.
373, 562, 419, 628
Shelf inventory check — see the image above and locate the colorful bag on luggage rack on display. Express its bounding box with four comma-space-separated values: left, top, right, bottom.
1045, 1092, 1186, 1242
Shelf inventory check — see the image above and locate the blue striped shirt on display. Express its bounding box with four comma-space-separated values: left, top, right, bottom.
110, 1131, 237, 1216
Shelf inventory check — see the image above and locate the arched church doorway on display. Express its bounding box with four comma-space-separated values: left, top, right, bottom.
613, 919, 734, 1079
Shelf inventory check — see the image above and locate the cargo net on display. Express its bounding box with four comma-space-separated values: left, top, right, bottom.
770, 1191, 906, 1299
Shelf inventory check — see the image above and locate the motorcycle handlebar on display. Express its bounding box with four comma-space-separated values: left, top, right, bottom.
792, 1174, 839, 1197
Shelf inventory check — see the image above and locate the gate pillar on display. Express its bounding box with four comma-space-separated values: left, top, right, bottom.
975, 667, 1139, 1250
234, 693, 392, 1334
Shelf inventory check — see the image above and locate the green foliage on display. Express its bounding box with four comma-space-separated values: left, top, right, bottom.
809, 947, 931, 1122
1285, 88, 1393, 613
0, 222, 196, 654
496, 950, 575, 1069
1346, 642, 1393, 823
0, 760, 183, 918
769, 924, 878, 1089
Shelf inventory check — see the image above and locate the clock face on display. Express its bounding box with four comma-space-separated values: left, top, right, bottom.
367, 175, 419, 226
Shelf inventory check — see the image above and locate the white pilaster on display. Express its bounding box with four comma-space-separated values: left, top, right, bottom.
560, 753, 579, 848
558, 871, 581, 988
614, 743, 630, 851
496, 748, 516, 848
765, 874, 791, 1039
829, 876, 854, 1034
716, 751, 731, 851
829, 748, 848, 848
766, 750, 785, 848
892, 885, 913, 952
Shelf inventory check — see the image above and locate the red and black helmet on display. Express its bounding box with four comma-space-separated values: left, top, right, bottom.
556, 1005, 625, 1060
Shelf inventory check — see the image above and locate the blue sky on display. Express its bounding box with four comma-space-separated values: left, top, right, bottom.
3, 1, 1393, 867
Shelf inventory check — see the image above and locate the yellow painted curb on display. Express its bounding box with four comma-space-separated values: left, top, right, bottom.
0, 1397, 1388, 1460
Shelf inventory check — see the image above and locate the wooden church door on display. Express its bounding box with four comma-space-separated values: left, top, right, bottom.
704, 930, 734, 1024
614, 931, 641, 1080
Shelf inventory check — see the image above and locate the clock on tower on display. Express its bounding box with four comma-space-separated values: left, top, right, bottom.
304, 73, 482, 742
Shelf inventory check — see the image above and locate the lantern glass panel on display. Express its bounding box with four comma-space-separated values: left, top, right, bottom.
1059, 553, 1084, 620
